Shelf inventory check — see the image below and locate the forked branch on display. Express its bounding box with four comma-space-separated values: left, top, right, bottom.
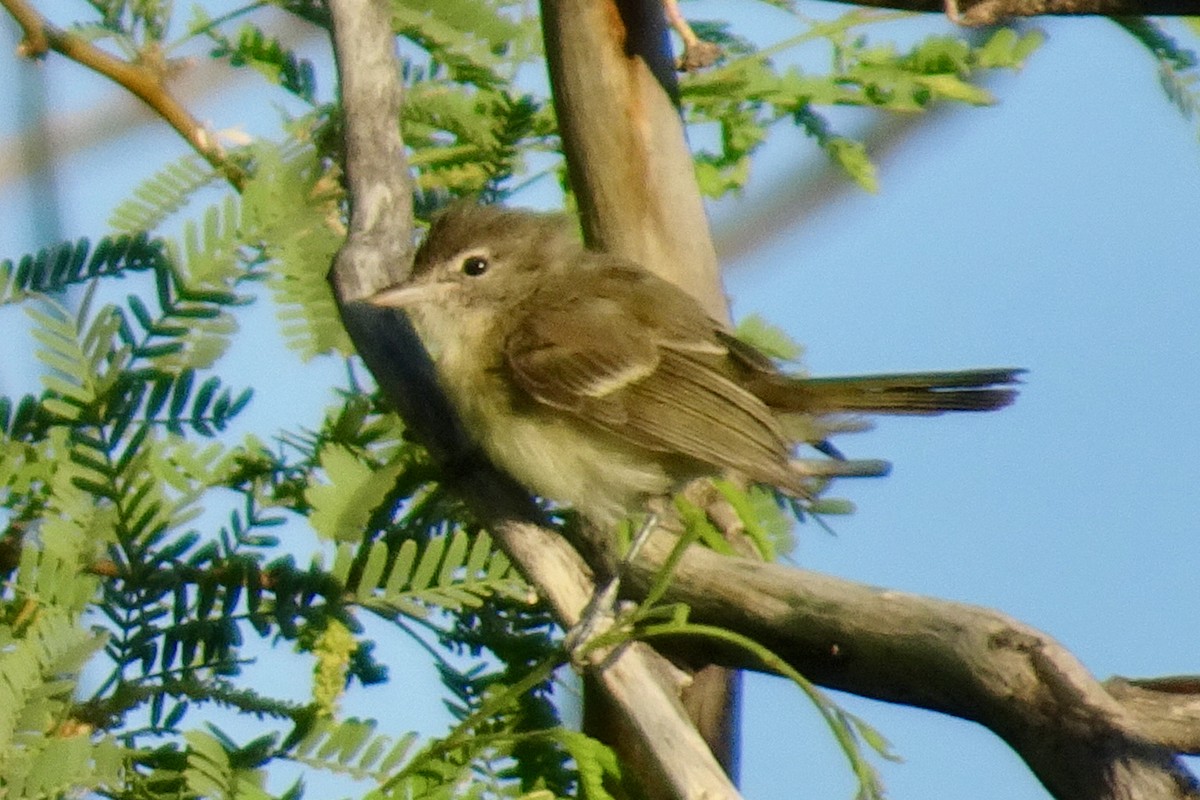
323, 0, 741, 798
1, 0, 242, 185
627, 531, 1200, 799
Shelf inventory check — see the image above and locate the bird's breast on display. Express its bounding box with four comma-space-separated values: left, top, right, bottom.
436, 335, 672, 527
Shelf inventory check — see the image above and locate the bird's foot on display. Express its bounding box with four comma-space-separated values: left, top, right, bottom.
564, 512, 660, 666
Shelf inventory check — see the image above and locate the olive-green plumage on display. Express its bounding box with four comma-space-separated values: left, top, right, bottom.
371, 203, 1021, 526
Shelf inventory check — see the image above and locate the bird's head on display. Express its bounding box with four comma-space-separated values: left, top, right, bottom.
370, 203, 581, 319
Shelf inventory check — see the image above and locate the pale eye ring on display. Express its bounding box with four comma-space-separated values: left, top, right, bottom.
461, 255, 490, 276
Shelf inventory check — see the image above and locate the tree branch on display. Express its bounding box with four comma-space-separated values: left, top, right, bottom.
626, 531, 1200, 800
827, 0, 1197, 26
541, 0, 725, 321
1106, 677, 1200, 754
0, 0, 242, 185
323, 1, 740, 798
540, 0, 747, 778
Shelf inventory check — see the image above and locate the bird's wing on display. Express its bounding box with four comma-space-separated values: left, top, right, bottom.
505, 265, 800, 490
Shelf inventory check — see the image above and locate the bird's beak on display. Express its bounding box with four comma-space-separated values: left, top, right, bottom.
369, 282, 441, 309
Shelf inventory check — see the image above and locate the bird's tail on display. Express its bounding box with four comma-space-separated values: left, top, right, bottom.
753, 367, 1024, 415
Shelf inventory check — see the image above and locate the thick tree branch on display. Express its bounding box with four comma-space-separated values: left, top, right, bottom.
829, 0, 1197, 26
541, 0, 725, 321
325, 0, 411, 303
540, 0, 746, 778
324, 0, 467, 466
1106, 677, 1200, 754
1, 0, 242, 185
324, 1, 740, 798
625, 531, 1200, 800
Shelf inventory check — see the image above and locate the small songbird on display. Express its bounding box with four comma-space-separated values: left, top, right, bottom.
370, 203, 1021, 529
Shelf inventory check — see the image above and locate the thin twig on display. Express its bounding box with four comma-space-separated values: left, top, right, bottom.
661, 0, 722, 71
0, 0, 244, 187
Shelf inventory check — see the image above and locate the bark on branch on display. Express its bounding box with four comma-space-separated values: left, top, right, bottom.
626, 531, 1200, 800
541, 0, 725, 321
324, 1, 740, 798
831, 0, 1197, 26
1, 0, 241, 184
540, 0, 745, 779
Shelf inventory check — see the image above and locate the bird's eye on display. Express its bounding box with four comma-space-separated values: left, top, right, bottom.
461, 255, 490, 277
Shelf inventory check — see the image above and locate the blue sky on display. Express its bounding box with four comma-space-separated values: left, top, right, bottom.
717, 15, 1200, 798
1, 5, 1197, 799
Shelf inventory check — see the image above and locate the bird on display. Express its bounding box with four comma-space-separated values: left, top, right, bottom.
370, 203, 1021, 530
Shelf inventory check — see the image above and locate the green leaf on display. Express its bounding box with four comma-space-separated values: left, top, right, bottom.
409, 535, 446, 591
109, 154, 221, 233
208, 24, 317, 103
827, 137, 878, 193
735, 314, 804, 363
437, 529, 469, 586
356, 541, 389, 601
239, 143, 351, 358
915, 73, 994, 105
307, 446, 406, 542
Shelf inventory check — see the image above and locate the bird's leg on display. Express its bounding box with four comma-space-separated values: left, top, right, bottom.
565, 511, 660, 664
623, 508, 660, 567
